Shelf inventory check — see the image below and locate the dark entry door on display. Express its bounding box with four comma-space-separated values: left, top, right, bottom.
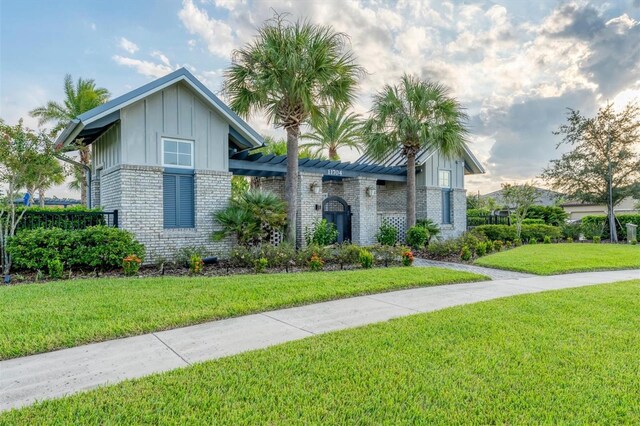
322, 196, 352, 243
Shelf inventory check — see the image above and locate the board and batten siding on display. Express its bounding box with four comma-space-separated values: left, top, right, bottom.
92, 123, 121, 171
98, 81, 230, 172
417, 150, 465, 189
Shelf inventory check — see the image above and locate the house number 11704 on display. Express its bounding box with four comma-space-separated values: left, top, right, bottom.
327, 169, 343, 176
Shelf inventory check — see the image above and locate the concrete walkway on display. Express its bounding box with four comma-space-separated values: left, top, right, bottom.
414, 258, 535, 280
2, 269, 638, 411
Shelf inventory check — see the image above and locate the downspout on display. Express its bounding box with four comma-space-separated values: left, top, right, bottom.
54, 153, 92, 208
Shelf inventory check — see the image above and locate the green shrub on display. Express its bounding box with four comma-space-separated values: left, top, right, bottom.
122, 254, 142, 276
514, 238, 523, 247
189, 255, 204, 274
359, 249, 374, 268
426, 239, 460, 258
460, 245, 472, 261
47, 258, 64, 279
376, 219, 398, 246
471, 225, 517, 242
370, 244, 403, 267
16, 206, 106, 231
335, 243, 362, 269
228, 245, 253, 268
525, 205, 568, 226
561, 222, 582, 240
485, 240, 494, 253
7, 226, 144, 272
631, 239, 637, 245
528, 237, 538, 245
416, 218, 440, 241
493, 240, 504, 251
566, 237, 573, 243
592, 236, 601, 244
406, 226, 429, 249
305, 219, 338, 246
520, 224, 562, 242
253, 257, 268, 273
261, 243, 296, 269
581, 214, 640, 240
175, 246, 209, 266
297, 244, 331, 267
522, 218, 545, 225
401, 249, 414, 266
543, 236, 552, 244
308, 253, 324, 271
475, 242, 487, 257
467, 208, 491, 216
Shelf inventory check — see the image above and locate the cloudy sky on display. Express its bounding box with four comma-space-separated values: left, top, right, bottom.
1, 0, 639, 198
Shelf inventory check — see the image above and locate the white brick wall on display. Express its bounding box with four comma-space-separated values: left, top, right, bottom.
98, 165, 232, 263
343, 177, 377, 245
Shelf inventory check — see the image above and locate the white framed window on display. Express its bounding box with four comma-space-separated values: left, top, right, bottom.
438, 170, 451, 188
162, 138, 194, 168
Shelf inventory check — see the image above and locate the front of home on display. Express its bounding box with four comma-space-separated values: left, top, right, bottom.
56, 68, 484, 261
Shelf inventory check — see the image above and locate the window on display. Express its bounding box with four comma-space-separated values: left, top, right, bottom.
438, 170, 451, 188
442, 189, 452, 225
163, 171, 194, 228
163, 138, 193, 168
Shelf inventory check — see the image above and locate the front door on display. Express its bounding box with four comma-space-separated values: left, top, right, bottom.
322, 196, 352, 243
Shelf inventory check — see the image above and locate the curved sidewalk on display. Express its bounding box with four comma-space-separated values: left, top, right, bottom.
2, 269, 639, 411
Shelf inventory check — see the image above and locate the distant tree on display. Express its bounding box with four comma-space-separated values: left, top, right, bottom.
30, 74, 110, 205
364, 75, 468, 227
501, 183, 539, 239
0, 120, 60, 276
541, 102, 640, 241
224, 13, 363, 245
301, 107, 363, 160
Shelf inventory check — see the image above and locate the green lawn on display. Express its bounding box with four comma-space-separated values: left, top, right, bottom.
475, 243, 640, 275
0, 267, 485, 360
3, 280, 639, 424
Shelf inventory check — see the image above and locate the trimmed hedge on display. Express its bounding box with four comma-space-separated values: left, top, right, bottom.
581, 214, 640, 240
7, 226, 145, 272
471, 224, 561, 242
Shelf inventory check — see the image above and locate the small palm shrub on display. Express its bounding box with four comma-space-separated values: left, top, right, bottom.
376, 219, 398, 246
406, 225, 429, 249
592, 236, 601, 244
359, 249, 374, 268
475, 242, 487, 257
460, 245, 472, 261
416, 218, 440, 242
254, 257, 268, 273
528, 237, 538, 245
543, 236, 552, 244
493, 240, 503, 251
47, 258, 64, 279
305, 219, 338, 246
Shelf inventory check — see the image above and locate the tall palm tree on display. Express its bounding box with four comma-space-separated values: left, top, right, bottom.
30, 74, 110, 204
364, 74, 469, 228
301, 107, 363, 160
224, 13, 363, 245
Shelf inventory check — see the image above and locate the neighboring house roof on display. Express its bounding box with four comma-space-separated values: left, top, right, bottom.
356, 145, 485, 175
55, 67, 264, 150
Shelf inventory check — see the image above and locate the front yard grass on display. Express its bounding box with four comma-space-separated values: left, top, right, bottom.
3, 280, 639, 424
475, 243, 640, 275
0, 267, 486, 360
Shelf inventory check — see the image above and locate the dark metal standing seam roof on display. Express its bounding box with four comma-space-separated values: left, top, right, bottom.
229, 151, 407, 182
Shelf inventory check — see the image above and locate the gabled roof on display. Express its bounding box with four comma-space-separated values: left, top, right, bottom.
356, 144, 485, 175
55, 68, 264, 149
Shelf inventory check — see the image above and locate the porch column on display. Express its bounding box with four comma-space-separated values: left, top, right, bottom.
343, 177, 377, 245
296, 172, 324, 248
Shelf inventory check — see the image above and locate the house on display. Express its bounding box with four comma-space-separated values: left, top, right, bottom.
55, 68, 484, 261
561, 197, 639, 221
480, 187, 563, 208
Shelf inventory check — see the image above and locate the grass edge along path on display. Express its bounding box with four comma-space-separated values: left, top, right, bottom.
3, 280, 639, 424
0, 267, 487, 360
474, 243, 640, 275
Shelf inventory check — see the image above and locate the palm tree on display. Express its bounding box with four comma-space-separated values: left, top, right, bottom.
364, 74, 469, 228
301, 107, 363, 160
30, 74, 110, 204
224, 13, 363, 245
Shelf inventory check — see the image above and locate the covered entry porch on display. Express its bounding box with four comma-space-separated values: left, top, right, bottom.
229, 150, 407, 247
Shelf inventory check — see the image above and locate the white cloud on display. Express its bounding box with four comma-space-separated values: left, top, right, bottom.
178, 0, 235, 58
118, 37, 139, 54
112, 55, 173, 78
151, 51, 171, 67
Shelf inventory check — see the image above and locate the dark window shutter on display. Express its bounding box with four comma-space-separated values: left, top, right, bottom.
442, 189, 452, 224
177, 175, 194, 228
163, 174, 178, 228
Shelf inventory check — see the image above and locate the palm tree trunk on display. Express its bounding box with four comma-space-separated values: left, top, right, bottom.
285, 125, 300, 247
406, 150, 417, 228
78, 145, 90, 206
38, 189, 46, 207
329, 146, 338, 161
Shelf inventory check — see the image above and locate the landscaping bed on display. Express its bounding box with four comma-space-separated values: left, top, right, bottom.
4, 279, 639, 424
475, 243, 640, 275
0, 267, 487, 360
